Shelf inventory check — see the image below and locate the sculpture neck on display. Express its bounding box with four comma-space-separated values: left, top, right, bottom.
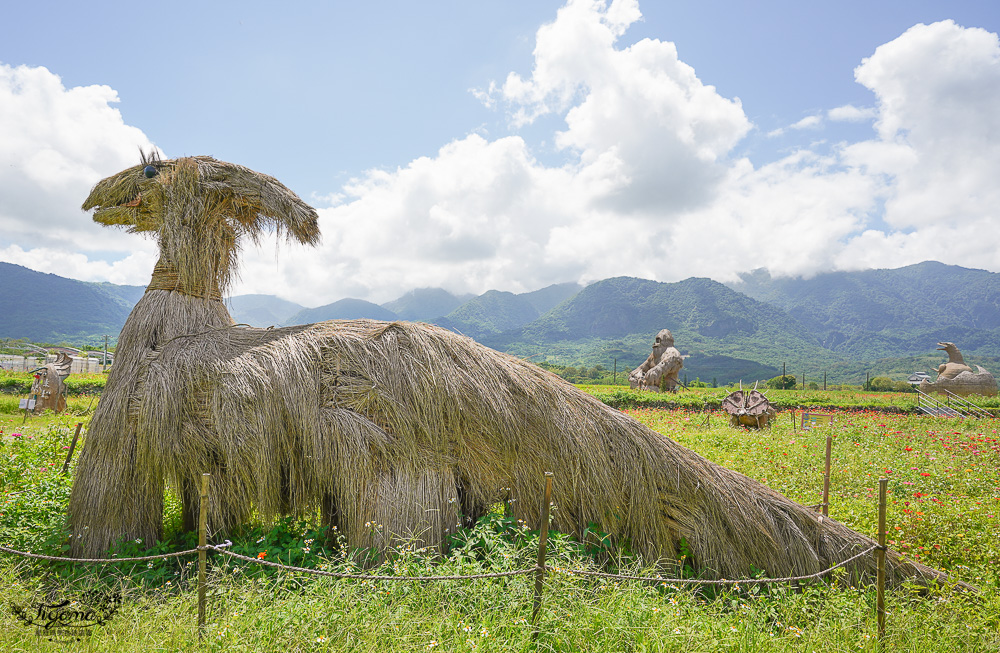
146, 258, 223, 301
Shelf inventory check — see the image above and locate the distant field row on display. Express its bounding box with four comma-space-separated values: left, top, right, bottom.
578, 385, 1000, 413
2, 372, 998, 416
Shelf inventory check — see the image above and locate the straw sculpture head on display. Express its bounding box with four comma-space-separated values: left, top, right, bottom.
69, 153, 956, 589
82, 152, 319, 298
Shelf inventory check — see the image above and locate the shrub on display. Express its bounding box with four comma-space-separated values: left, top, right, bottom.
869, 376, 916, 393
765, 374, 796, 390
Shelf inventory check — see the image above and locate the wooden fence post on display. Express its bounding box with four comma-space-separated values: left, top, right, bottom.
61, 423, 83, 475
531, 472, 554, 630
877, 477, 887, 650
822, 434, 832, 518
198, 473, 210, 638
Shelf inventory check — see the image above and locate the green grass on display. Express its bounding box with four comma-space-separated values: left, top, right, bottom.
0, 407, 997, 651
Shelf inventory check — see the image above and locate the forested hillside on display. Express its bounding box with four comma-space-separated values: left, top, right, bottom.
434, 290, 542, 338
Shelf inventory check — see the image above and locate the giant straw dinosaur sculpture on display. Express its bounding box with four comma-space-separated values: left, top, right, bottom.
69, 153, 949, 586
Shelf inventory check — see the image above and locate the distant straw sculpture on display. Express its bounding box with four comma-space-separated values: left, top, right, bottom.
69, 154, 947, 586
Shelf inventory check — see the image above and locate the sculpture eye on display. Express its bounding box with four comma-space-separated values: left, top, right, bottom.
143, 165, 158, 179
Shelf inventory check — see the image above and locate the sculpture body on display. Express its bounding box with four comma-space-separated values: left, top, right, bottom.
68, 154, 947, 587
629, 329, 683, 392
918, 342, 997, 397
29, 352, 72, 413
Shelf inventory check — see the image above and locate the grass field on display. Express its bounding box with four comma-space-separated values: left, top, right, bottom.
0, 397, 997, 651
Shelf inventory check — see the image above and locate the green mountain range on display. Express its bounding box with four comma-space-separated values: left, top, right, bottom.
1, 260, 997, 385
0, 263, 139, 347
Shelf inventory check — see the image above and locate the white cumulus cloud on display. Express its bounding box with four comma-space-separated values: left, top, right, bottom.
836, 20, 1000, 269
0, 63, 159, 281
828, 104, 876, 122
790, 115, 823, 130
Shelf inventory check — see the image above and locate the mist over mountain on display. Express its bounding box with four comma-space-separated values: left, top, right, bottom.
519, 282, 583, 314
284, 298, 397, 325
381, 288, 473, 321
226, 294, 305, 327
431, 283, 584, 339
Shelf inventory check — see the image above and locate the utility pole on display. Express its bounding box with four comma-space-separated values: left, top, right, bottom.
103, 335, 109, 372
613, 358, 617, 385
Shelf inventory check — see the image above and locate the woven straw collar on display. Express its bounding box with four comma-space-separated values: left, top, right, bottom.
146, 259, 222, 301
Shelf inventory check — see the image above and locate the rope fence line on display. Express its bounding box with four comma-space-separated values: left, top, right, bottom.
0, 543, 212, 563
0, 541, 875, 585
552, 545, 879, 585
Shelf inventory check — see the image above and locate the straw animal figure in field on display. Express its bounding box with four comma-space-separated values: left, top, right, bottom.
69, 154, 949, 587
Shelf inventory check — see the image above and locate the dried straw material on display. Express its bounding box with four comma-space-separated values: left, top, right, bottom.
69, 155, 948, 587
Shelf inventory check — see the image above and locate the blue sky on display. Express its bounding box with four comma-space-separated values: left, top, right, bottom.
2, 0, 999, 306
